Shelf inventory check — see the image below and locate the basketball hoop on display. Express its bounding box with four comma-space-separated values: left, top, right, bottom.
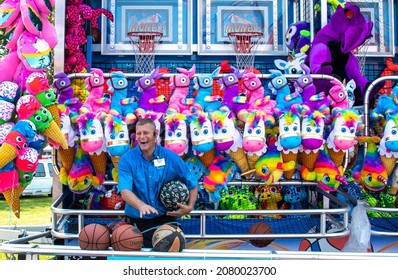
127, 31, 163, 73
228, 31, 263, 71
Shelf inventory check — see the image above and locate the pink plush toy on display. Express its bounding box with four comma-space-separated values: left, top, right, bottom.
167, 64, 196, 115
80, 68, 111, 114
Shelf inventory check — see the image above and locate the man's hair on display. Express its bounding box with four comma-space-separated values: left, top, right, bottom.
136, 118, 156, 132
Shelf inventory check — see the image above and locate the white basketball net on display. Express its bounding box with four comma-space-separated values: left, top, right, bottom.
128, 32, 162, 74
228, 32, 263, 72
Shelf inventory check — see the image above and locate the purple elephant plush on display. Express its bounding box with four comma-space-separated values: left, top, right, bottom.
306, 3, 378, 105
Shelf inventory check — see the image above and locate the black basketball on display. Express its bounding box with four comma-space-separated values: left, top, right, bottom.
159, 180, 189, 210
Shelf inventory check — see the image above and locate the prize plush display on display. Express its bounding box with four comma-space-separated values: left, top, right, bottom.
80, 68, 111, 115
163, 111, 189, 159
210, 108, 250, 174
284, 21, 311, 57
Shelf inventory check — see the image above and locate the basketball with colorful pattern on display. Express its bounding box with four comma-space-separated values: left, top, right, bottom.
152, 224, 186, 252
159, 180, 189, 211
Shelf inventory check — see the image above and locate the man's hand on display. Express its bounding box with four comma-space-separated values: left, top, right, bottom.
138, 204, 158, 218
166, 203, 193, 217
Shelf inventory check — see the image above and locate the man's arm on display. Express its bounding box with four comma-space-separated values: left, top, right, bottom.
166, 185, 198, 217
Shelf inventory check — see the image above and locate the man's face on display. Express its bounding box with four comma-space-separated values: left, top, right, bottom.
135, 123, 156, 153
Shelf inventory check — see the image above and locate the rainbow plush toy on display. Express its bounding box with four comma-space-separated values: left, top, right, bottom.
242, 135, 295, 185
300, 143, 347, 192
353, 136, 388, 192
76, 111, 107, 184
203, 155, 235, 204
59, 143, 101, 193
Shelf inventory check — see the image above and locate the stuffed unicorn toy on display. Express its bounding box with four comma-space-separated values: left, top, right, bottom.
164, 111, 189, 159
76, 111, 108, 185
167, 64, 196, 115
325, 107, 364, 167
210, 108, 250, 175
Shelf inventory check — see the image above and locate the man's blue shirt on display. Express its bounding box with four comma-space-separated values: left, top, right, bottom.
118, 144, 198, 219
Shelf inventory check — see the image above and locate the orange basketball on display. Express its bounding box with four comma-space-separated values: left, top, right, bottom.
78, 223, 111, 250
111, 224, 143, 251
248, 222, 274, 248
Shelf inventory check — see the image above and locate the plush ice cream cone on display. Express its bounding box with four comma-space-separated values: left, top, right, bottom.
328, 148, 346, 168
111, 156, 120, 182
58, 146, 76, 174
281, 151, 298, 180
3, 185, 25, 218
43, 120, 68, 149
229, 147, 250, 173
89, 151, 107, 179
0, 142, 17, 169
246, 153, 261, 171
46, 103, 61, 128
300, 150, 319, 172
198, 148, 215, 168
380, 155, 397, 177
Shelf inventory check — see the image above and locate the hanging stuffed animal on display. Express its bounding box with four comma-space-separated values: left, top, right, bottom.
107, 71, 138, 125
306, 3, 378, 105
15, 94, 67, 149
